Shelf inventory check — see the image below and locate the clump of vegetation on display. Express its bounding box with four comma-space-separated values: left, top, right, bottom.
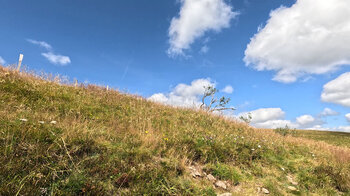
200, 85, 235, 112
274, 125, 296, 136
1, 65, 350, 195
239, 112, 252, 124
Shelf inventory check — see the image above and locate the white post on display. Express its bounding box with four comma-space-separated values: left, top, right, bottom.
17, 54, 23, 71
106, 85, 109, 91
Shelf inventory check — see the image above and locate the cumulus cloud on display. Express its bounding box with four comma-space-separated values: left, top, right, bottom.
168, 0, 238, 56
296, 115, 315, 126
27, 39, 52, 50
42, 52, 71, 66
346, 113, 350, 123
248, 108, 285, 124
238, 108, 330, 129
244, 0, 350, 83
0, 56, 5, 65
321, 72, 350, 107
221, 85, 233, 94
238, 108, 296, 129
320, 108, 339, 117
254, 120, 295, 129
148, 78, 215, 107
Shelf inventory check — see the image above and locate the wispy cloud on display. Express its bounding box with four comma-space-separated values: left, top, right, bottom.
41, 52, 71, 66
27, 38, 71, 65
27, 39, 52, 50
0, 56, 5, 65
319, 108, 339, 117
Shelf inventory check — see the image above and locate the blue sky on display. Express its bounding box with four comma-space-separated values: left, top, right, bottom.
1, 0, 350, 131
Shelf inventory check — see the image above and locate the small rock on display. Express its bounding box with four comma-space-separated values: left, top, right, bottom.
287, 175, 298, 185
19, 118, 28, 122
207, 174, 216, 181
218, 193, 232, 196
215, 181, 227, 190
262, 188, 269, 194
50, 121, 57, 125
287, 186, 297, 191
189, 166, 201, 178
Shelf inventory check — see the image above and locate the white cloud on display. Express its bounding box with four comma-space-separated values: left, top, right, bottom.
148, 93, 169, 104
337, 126, 350, 132
238, 108, 329, 129
244, 0, 350, 83
168, 0, 238, 56
305, 125, 330, 131
346, 113, 350, 123
221, 85, 233, 94
238, 108, 294, 128
321, 72, 350, 107
28, 39, 71, 65
27, 39, 52, 50
254, 120, 295, 129
320, 108, 339, 116
148, 78, 215, 107
248, 108, 285, 124
42, 52, 71, 65
296, 115, 315, 126
0, 56, 5, 65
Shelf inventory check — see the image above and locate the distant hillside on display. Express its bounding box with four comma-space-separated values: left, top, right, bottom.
1, 66, 349, 195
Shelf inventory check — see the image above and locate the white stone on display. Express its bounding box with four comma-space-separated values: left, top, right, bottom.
287, 186, 297, 191
207, 174, 216, 181
215, 181, 227, 190
262, 188, 269, 194
287, 175, 298, 185
218, 193, 232, 196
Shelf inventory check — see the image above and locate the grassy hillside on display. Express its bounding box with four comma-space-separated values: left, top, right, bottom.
1, 66, 350, 195
291, 130, 350, 148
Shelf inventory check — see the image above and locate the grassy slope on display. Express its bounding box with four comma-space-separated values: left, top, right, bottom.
1, 66, 350, 195
292, 130, 350, 148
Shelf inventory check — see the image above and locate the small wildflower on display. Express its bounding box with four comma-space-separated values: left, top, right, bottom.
145, 131, 149, 134
281, 167, 285, 171
164, 138, 169, 141
258, 145, 261, 148
19, 118, 28, 122
251, 148, 255, 151
241, 136, 244, 139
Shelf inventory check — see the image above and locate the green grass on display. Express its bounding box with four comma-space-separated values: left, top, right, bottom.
1, 66, 350, 195
292, 129, 350, 148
